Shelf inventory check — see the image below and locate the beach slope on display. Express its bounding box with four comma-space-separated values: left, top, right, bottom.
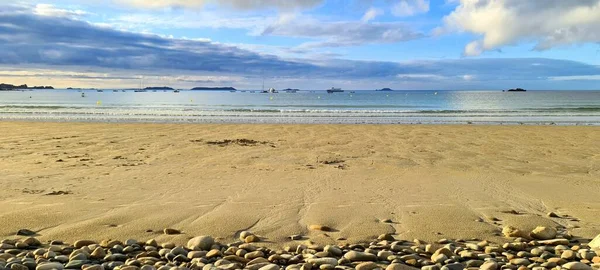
0, 122, 598, 245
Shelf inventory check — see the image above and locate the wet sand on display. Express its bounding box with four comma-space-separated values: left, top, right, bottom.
0, 122, 598, 246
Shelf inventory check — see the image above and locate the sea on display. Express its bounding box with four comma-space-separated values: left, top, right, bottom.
1, 89, 599, 125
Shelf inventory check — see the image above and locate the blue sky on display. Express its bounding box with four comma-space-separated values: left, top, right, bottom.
1, 0, 600, 90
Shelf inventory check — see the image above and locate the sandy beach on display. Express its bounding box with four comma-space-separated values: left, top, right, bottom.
0, 122, 599, 247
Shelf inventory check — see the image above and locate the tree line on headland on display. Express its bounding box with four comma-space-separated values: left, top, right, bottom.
0, 83, 54, 90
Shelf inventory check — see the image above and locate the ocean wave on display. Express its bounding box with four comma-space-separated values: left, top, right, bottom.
2, 105, 600, 115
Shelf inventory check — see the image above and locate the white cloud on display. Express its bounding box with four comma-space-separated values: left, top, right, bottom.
396, 73, 446, 80
109, 13, 268, 31
462, 74, 474, 81
107, 10, 423, 49
33, 4, 89, 18
116, 0, 323, 10
442, 0, 600, 56
362, 7, 383, 22
261, 15, 423, 48
391, 0, 430, 17
463, 40, 483, 56
550, 75, 600, 81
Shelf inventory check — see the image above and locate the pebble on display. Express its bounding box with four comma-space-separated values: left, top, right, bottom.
65, 260, 89, 269
82, 265, 104, 270
16, 229, 36, 236
163, 229, 181, 235
323, 245, 342, 257
590, 234, 600, 249
510, 259, 531, 266
562, 250, 578, 260
239, 231, 253, 240
74, 240, 96, 249
343, 251, 376, 262
432, 248, 453, 259
306, 258, 338, 266
258, 264, 280, 270
502, 226, 528, 239
480, 262, 498, 270
440, 263, 464, 270
538, 239, 569, 245
563, 262, 592, 270
245, 235, 260, 243
11, 263, 29, 270
432, 254, 448, 264
355, 262, 378, 270
88, 249, 105, 260
206, 249, 221, 258
378, 234, 394, 241
36, 262, 64, 270
22, 237, 41, 247
187, 236, 214, 251
530, 226, 557, 240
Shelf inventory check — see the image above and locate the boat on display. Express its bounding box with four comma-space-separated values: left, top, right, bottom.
229, 90, 236, 92
283, 88, 299, 93
250, 91, 256, 93
507, 88, 526, 92
350, 91, 356, 93
174, 90, 180, 93
261, 88, 278, 93
134, 89, 147, 92
122, 90, 126, 92
113, 90, 118, 92
97, 90, 103, 92
327, 87, 343, 93
191, 87, 236, 91
81, 93, 85, 98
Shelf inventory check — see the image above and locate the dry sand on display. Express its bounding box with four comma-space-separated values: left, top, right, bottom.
0, 122, 598, 246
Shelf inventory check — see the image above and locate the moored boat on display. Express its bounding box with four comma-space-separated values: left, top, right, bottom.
327, 87, 343, 93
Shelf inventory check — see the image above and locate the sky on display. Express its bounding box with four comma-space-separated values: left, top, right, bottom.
1, 0, 600, 90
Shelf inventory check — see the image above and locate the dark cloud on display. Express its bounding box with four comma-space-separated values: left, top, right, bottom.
0, 10, 315, 75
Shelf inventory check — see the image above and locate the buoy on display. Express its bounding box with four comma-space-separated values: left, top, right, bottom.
317, 96, 321, 99
269, 96, 273, 100
96, 100, 102, 105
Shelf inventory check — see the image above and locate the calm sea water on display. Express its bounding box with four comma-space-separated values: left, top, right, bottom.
1, 89, 599, 125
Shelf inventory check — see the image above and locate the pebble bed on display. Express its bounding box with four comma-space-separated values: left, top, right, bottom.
1, 226, 599, 270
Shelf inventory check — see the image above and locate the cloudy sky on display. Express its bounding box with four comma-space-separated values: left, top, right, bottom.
1, 0, 600, 90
